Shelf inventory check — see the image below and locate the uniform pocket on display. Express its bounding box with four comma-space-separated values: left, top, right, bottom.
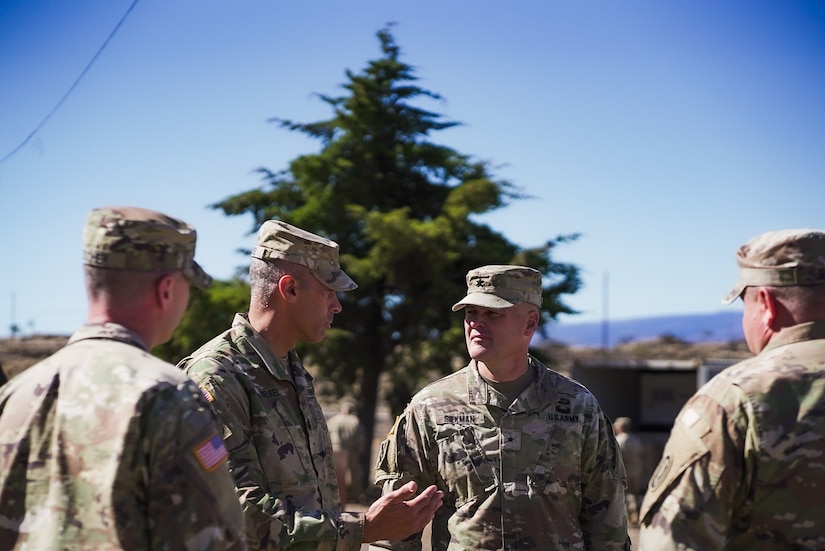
524, 424, 567, 497
436, 426, 496, 509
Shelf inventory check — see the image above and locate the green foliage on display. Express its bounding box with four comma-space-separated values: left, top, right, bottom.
210, 25, 582, 480
154, 279, 250, 365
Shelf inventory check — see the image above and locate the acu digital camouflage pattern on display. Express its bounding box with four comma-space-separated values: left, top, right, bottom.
251, 220, 357, 292
371, 356, 630, 551
179, 314, 364, 551
452, 265, 543, 311
722, 228, 825, 304
640, 320, 825, 550
84, 206, 212, 289
0, 323, 245, 550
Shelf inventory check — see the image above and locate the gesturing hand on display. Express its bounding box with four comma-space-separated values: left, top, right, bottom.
362, 481, 444, 543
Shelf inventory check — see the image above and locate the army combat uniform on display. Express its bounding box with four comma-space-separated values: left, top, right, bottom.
640, 320, 825, 550
0, 323, 245, 550
373, 355, 630, 551
180, 314, 364, 551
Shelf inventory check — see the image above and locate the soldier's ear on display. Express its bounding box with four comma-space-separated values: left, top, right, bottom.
155, 273, 175, 306
277, 274, 300, 301
524, 308, 539, 335
757, 288, 779, 329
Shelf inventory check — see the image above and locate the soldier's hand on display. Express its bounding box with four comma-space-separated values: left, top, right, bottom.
362, 481, 443, 543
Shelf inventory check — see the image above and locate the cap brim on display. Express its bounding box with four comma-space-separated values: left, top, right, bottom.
313, 269, 358, 292
452, 293, 519, 312
721, 281, 745, 305
184, 261, 213, 290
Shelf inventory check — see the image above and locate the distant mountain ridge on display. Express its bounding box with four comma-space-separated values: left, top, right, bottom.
544, 310, 744, 347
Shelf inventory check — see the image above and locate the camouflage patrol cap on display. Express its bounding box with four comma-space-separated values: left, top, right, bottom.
452, 265, 543, 311
251, 220, 357, 292
722, 228, 825, 304
83, 206, 212, 289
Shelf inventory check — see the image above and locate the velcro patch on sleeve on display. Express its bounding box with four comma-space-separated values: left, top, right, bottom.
199, 385, 215, 403
193, 433, 229, 472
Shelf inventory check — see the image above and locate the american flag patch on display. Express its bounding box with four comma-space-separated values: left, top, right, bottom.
200, 386, 214, 403
193, 433, 228, 472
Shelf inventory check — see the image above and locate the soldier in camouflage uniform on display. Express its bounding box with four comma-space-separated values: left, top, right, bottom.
0, 207, 246, 550
613, 417, 644, 526
371, 265, 630, 551
179, 220, 443, 550
328, 398, 367, 506
640, 228, 825, 550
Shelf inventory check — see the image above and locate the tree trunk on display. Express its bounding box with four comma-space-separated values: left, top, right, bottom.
357, 358, 381, 502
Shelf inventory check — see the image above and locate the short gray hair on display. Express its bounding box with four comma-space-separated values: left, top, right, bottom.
84, 265, 169, 305
249, 257, 310, 308
764, 284, 825, 320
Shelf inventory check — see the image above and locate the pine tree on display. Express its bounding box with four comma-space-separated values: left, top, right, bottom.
212, 26, 581, 493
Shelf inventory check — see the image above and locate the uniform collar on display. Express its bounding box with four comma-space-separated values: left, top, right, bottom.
68, 322, 149, 351
467, 355, 556, 411
230, 313, 312, 386
764, 320, 825, 353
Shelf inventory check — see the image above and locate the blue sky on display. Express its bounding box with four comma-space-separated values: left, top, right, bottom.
1, 0, 824, 338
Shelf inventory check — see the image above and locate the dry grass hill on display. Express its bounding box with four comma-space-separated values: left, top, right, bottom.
0, 335, 69, 381
0, 333, 752, 384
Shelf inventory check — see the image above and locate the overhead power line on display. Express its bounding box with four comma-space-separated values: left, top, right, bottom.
0, 0, 142, 165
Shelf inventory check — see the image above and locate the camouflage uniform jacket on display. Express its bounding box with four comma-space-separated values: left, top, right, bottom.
0, 323, 246, 550
179, 314, 363, 551
640, 320, 825, 550
372, 355, 630, 551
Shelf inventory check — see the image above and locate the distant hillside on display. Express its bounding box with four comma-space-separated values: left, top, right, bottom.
0, 335, 68, 380
0, 311, 746, 381
545, 310, 744, 347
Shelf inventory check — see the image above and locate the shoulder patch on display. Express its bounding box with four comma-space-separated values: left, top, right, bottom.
640, 410, 711, 522
648, 452, 673, 492
199, 385, 214, 403
193, 433, 228, 472
680, 407, 701, 429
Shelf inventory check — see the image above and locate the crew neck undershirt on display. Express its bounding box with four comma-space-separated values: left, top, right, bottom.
481, 366, 535, 405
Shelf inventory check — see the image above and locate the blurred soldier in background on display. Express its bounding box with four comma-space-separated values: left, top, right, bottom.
0, 206, 245, 550
641, 229, 825, 550
613, 416, 644, 525
328, 398, 367, 505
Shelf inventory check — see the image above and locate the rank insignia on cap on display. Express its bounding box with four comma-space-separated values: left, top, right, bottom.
193, 433, 228, 472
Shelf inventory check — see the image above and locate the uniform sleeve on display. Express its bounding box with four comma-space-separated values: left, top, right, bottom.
183, 357, 363, 551
369, 407, 438, 551
144, 380, 247, 550
639, 389, 751, 551
579, 405, 632, 551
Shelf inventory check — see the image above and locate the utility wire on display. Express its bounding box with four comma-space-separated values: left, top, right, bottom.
0, 0, 142, 165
